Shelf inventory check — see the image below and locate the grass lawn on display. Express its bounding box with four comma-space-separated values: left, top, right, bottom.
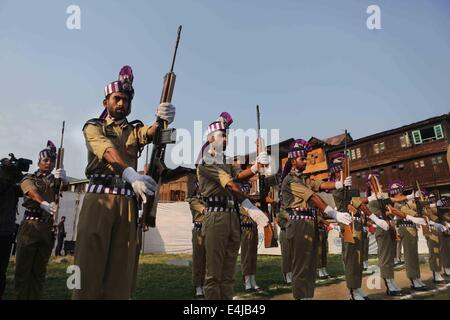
3, 254, 346, 300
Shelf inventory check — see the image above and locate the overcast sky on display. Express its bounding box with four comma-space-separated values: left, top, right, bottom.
1, 0, 449, 178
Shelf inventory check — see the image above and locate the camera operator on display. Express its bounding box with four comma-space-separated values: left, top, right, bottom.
0, 155, 31, 299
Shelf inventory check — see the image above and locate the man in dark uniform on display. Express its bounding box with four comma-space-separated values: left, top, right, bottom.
0, 157, 27, 299
280, 139, 352, 300
72, 65, 176, 299
15, 141, 69, 299
55, 216, 66, 256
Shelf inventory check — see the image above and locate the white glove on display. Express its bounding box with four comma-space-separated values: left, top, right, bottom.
40, 201, 58, 215
436, 200, 443, 207
406, 192, 415, 201
368, 214, 389, 231
250, 152, 270, 174
343, 176, 352, 188
367, 192, 383, 202
335, 181, 343, 190
155, 102, 176, 124
324, 205, 352, 225
122, 167, 157, 203
405, 215, 426, 226
54, 168, 69, 184
430, 203, 437, 208
241, 199, 269, 227
429, 221, 446, 231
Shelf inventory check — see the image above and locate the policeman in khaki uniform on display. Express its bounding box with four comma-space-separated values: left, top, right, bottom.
196, 112, 270, 300
432, 196, 450, 277
328, 153, 388, 300
419, 194, 448, 283
365, 172, 424, 296
15, 141, 69, 299
72, 66, 176, 299
239, 181, 260, 292
189, 183, 207, 298
389, 181, 429, 291
280, 139, 352, 300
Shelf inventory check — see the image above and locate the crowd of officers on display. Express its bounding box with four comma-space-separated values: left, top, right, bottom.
1, 64, 449, 300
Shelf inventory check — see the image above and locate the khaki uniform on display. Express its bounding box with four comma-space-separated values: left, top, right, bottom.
190, 196, 206, 288
367, 198, 396, 279
394, 202, 421, 279
340, 197, 366, 290
240, 210, 258, 276
197, 160, 242, 300
277, 209, 292, 275
439, 209, 450, 270
15, 172, 56, 299
317, 218, 328, 270
412, 202, 442, 273
73, 118, 151, 300
281, 172, 322, 299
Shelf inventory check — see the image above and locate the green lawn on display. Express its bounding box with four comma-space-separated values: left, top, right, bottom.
3, 254, 346, 300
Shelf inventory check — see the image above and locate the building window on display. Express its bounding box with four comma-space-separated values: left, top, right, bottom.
400, 133, 411, 148
392, 165, 397, 172
411, 124, 445, 145
420, 160, 425, 168
356, 148, 361, 159
431, 156, 444, 165
399, 164, 404, 170
414, 161, 419, 169
373, 142, 385, 154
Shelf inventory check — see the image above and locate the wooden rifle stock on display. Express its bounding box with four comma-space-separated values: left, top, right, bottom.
143, 26, 182, 228
256, 105, 278, 248
342, 129, 355, 244
53, 121, 65, 229
416, 180, 431, 236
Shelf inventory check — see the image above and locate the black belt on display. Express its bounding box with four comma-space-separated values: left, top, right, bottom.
193, 221, 202, 231
240, 221, 256, 230
286, 208, 316, 216
87, 174, 134, 196
205, 196, 236, 212
397, 220, 416, 228
24, 210, 53, 224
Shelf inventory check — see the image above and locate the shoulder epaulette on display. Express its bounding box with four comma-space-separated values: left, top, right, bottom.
82, 118, 105, 131
128, 119, 144, 127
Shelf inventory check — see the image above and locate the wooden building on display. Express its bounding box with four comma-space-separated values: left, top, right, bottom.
326, 113, 450, 196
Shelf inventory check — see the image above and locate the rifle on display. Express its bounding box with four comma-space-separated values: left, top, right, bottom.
256, 105, 278, 248
143, 26, 182, 228
54, 121, 65, 229
342, 129, 355, 244
415, 180, 431, 236
368, 172, 399, 240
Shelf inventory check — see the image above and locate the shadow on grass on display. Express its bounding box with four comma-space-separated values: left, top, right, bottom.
4, 254, 347, 300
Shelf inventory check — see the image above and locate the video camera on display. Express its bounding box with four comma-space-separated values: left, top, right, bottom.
0, 153, 33, 173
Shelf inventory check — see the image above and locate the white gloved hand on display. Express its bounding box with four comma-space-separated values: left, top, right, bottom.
250, 152, 270, 174
241, 199, 269, 227
405, 215, 426, 226
40, 201, 58, 215
368, 214, 389, 231
343, 176, 352, 188
335, 181, 343, 190
155, 102, 176, 124
367, 192, 383, 202
324, 205, 352, 225
436, 200, 443, 207
54, 168, 69, 184
122, 167, 157, 203
406, 192, 415, 201
429, 221, 446, 231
